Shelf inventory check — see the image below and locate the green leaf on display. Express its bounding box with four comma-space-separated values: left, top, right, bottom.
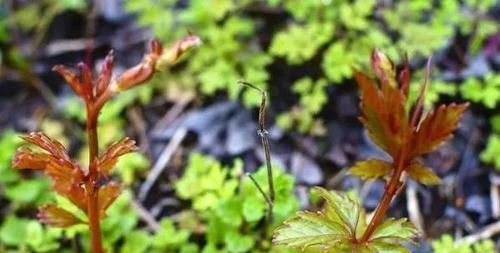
273, 187, 361, 250
0, 216, 29, 246
270, 23, 334, 65
370, 218, 418, 243
224, 231, 254, 253
273, 187, 418, 251
242, 195, 266, 222
322, 41, 357, 82
151, 218, 190, 249
480, 134, 500, 170
406, 162, 441, 185
120, 231, 150, 253
273, 210, 351, 249
349, 159, 393, 180
4, 179, 52, 205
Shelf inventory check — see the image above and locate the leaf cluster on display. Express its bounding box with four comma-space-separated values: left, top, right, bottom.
431, 235, 496, 253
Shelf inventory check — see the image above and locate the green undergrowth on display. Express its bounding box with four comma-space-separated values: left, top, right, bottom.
124, 0, 498, 135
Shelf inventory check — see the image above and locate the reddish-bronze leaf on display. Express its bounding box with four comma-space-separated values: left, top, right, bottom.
96, 50, 114, 96
52, 65, 81, 96
110, 62, 155, 92
349, 159, 393, 180
354, 70, 409, 157
410, 103, 469, 158
11, 146, 51, 170
18, 132, 70, 160
150, 38, 163, 56
399, 54, 410, 98
406, 162, 441, 185
96, 137, 138, 177
53, 181, 87, 213
98, 182, 122, 218
13, 132, 87, 211
156, 34, 202, 70
38, 204, 84, 228
78, 62, 94, 100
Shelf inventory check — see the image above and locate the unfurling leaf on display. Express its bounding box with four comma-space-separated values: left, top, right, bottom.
156, 34, 202, 69
371, 49, 397, 88
349, 159, 393, 180
96, 50, 114, 96
98, 182, 122, 218
406, 162, 441, 185
354, 69, 409, 157
410, 103, 469, 158
52, 65, 81, 96
96, 137, 138, 177
38, 204, 84, 227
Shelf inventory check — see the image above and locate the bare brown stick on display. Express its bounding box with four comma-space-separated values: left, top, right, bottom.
461, 220, 500, 244
238, 80, 275, 224
138, 128, 187, 201
130, 197, 160, 231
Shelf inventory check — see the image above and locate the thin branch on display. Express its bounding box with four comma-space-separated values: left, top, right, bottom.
461, 220, 500, 244
238, 80, 275, 223
130, 197, 160, 232
138, 127, 187, 201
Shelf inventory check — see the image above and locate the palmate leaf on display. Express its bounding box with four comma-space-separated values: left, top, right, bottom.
273, 187, 418, 253
349, 159, 393, 180
409, 103, 468, 158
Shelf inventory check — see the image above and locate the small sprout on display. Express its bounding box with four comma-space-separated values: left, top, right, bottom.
12, 34, 200, 253
274, 50, 468, 251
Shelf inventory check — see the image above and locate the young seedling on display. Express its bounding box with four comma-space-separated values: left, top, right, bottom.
273, 50, 468, 252
11, 35, 201, 253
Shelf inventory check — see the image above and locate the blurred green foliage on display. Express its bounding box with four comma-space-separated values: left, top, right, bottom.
124, 0, 498, 135
432, 234, 496, 253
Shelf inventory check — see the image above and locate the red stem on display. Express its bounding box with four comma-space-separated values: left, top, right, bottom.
86, 104, 104, 253
360, 161, 405, 242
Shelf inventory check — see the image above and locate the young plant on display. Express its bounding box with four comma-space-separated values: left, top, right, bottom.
10, 35, 201, 252
273, 50, 469, 252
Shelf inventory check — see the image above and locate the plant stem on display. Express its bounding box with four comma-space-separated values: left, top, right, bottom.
360, 164, 405, 242
86, 104, 104, 253
238, 81, 275, 222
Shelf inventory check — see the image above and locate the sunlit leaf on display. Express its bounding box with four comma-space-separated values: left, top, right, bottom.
349, 159, 393, 180
406, 162, 441, 185
273, 187, 363, 251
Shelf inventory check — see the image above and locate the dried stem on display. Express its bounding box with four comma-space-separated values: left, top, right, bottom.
238, 80, 275, 224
